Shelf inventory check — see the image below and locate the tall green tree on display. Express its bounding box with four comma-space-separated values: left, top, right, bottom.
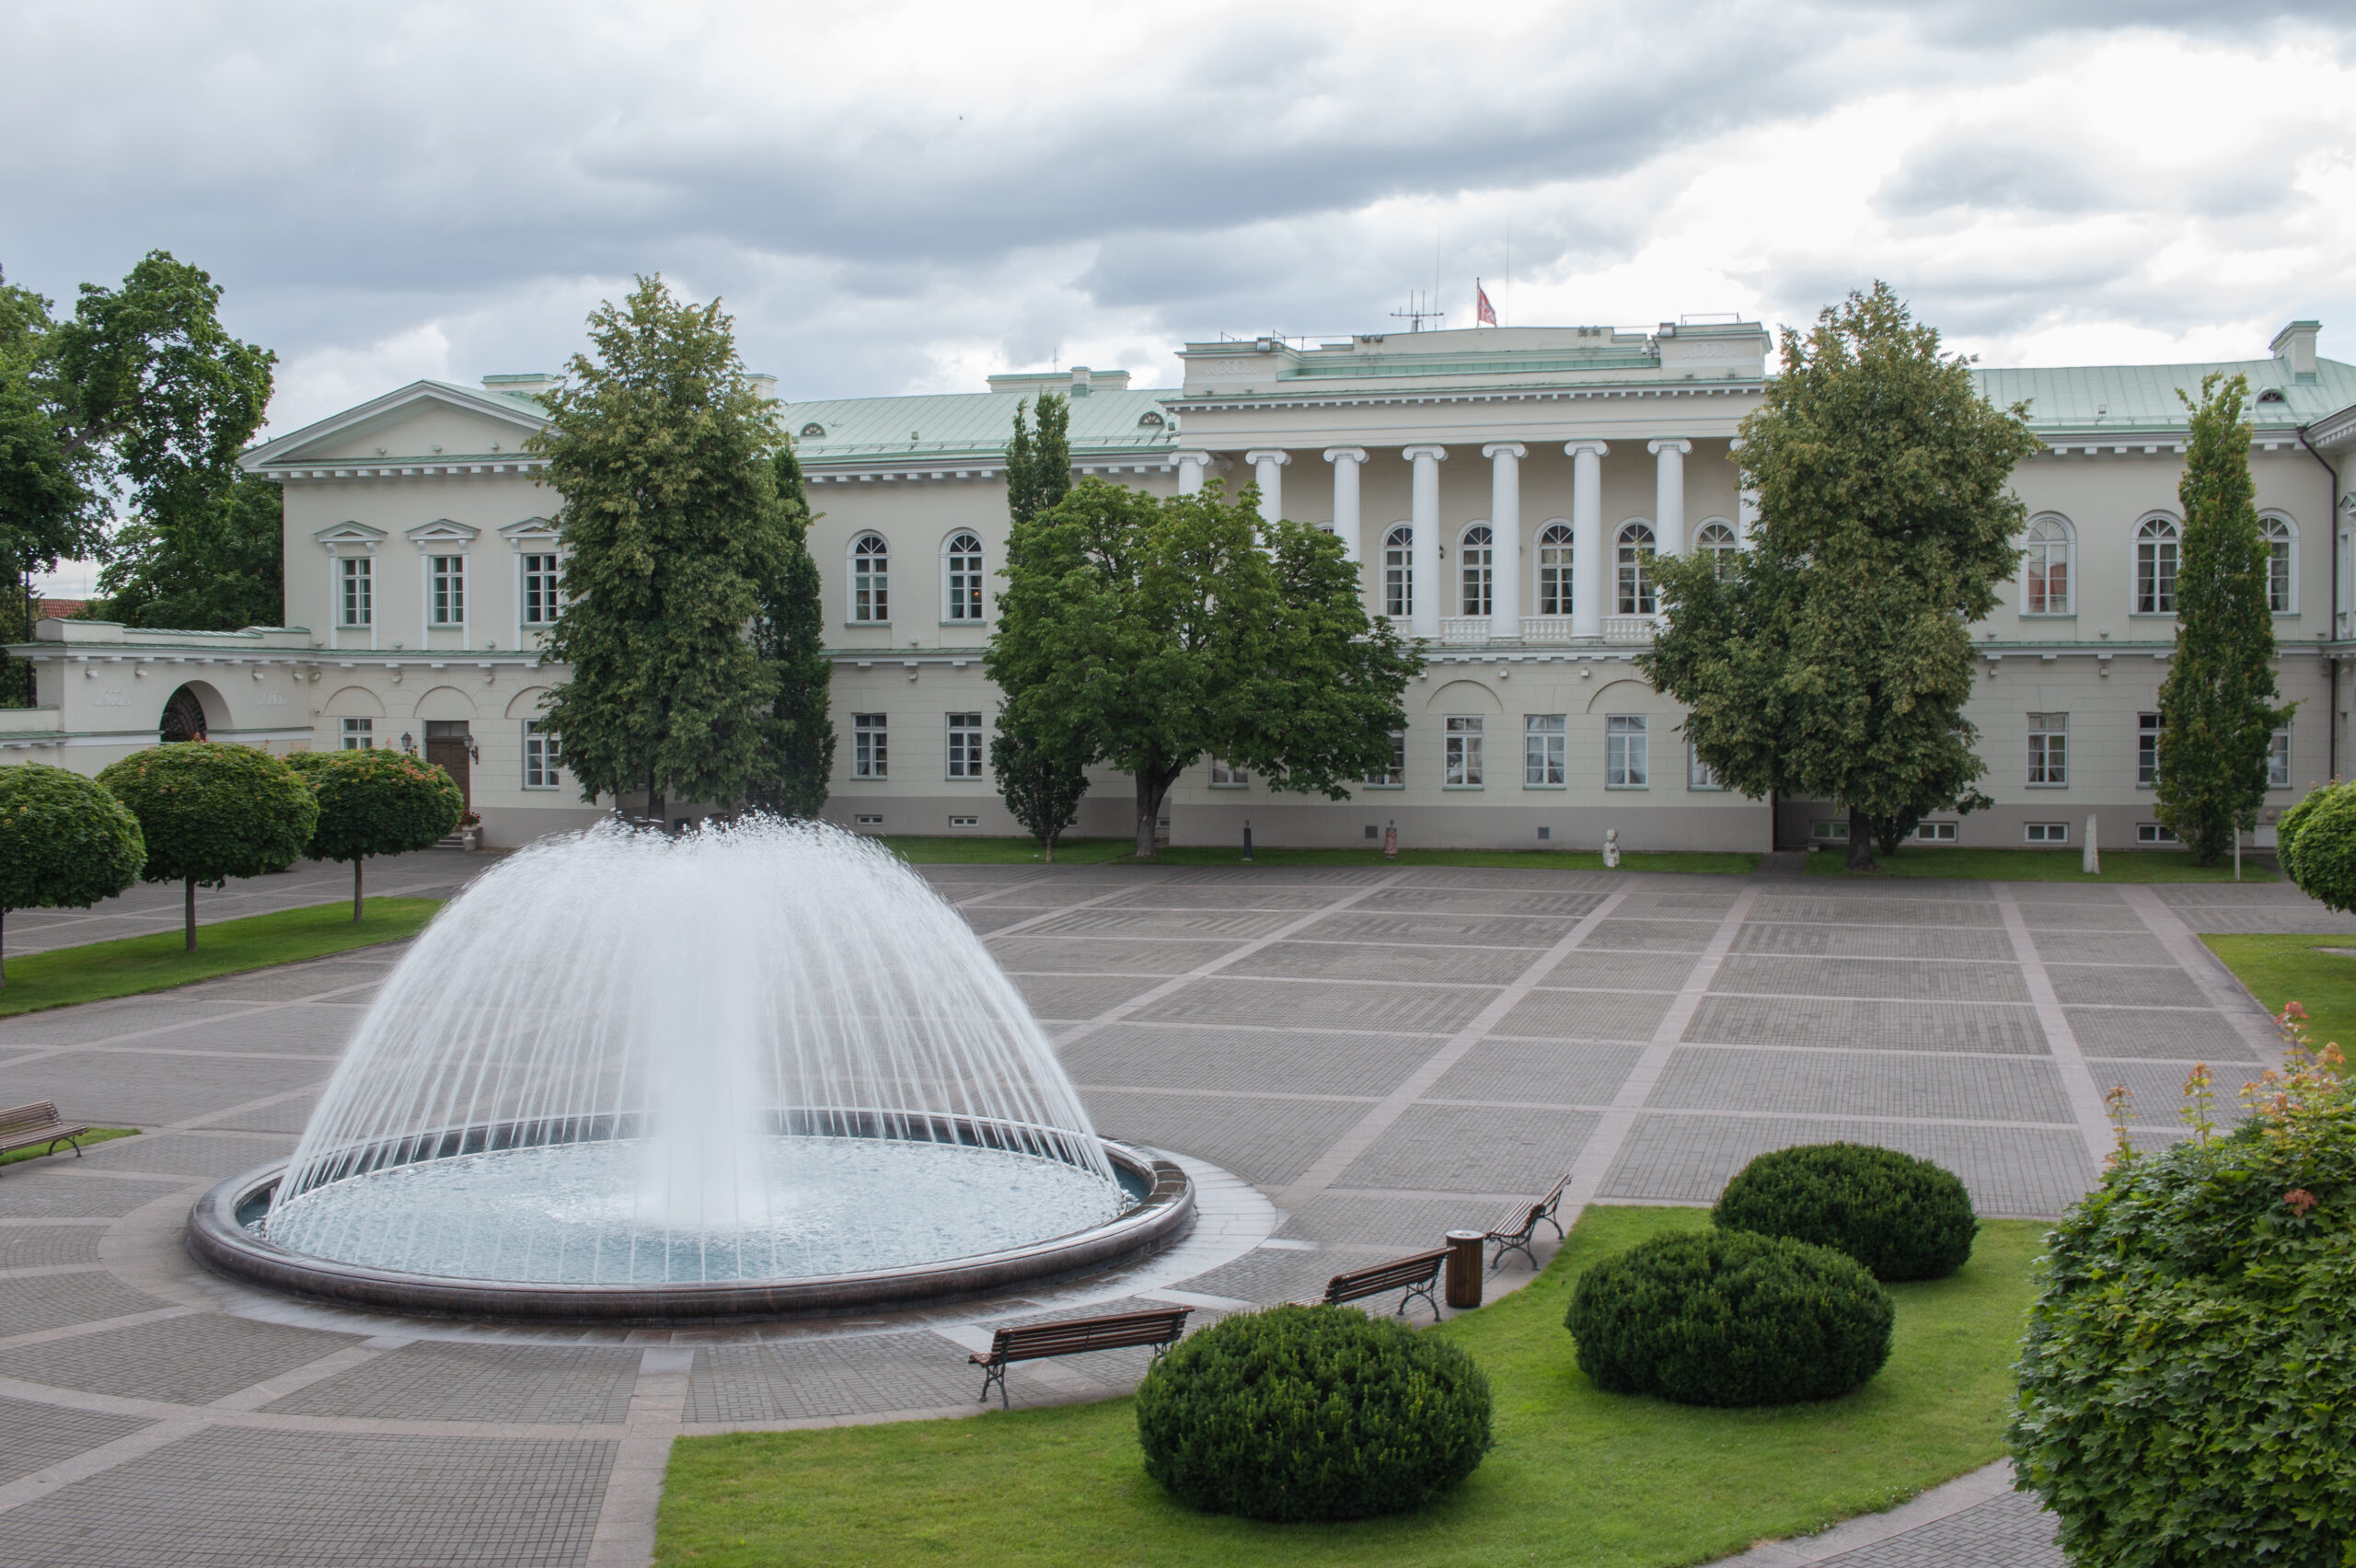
0, 763, 145, 988
1643, 284, 2038, 870
747, 442, 835, 818
1004, 391, 1070, 525
97, 742, 318, 951
92, 473, 283, 630
989, 715, 1091, 859
532, 277, 797, 825
2155, 373, 2291, 867
988, 478, 1419, 858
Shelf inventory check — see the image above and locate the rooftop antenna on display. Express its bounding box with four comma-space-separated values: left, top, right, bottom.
1390, 290, 1445, 332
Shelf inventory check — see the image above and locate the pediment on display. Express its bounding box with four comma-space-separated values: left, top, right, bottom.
498, 515, 560, 539
314, 521, 387, 547
243, 381, 548, 470
404, 518, 483, 545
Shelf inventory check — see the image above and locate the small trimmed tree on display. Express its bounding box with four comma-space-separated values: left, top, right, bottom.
748, 441, 836, 818
2156, 373, 2292, 867
96, 743, 318, 951
989, 713, 1090, 860
286, 749, 464, 920
0, 762, 145, 987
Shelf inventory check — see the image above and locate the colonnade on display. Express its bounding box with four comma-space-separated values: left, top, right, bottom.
1172, 441, 1755, 642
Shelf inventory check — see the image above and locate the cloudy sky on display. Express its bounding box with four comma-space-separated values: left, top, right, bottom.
8, 0, 2356, 476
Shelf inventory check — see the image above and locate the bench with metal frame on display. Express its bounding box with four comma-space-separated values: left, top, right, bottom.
0, 1101, 93, 1175
1317, 1246, 1449, 1321
1484, 1173, 1570, 1272
969, 1306, 1193, 1410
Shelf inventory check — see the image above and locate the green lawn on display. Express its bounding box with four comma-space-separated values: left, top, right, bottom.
882, 836, 1758, 875
2201, 933, 2356, 1052
0, 899, 443, 1019
657, 1205, 2045, 1568
0, 1127, 138, 1167
1807, 846, 2276, 882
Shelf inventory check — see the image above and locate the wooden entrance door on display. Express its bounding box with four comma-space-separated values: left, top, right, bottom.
424, 721, 472, 810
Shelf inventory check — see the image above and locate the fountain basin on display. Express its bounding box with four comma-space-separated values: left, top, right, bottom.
189, 1135, 1193, 1324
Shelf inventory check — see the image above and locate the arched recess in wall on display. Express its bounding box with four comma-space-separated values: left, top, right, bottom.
503, 686, 554, 721
323, 686, 386, 718
1584, 677, 1664, 716
1423, 678, 1501, 716
158, 680, 229, 743
410, 686, 479, 721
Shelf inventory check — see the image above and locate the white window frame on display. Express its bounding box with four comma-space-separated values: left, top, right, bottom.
522, 719, 560, 789
2261, 513, 2297, 615
339, 556, 374, 629
2270, 724, 2292, 789
1365, 729, 1405, 788
1460, 524, 1494, 617
2027, 712, 2068, 787
2138, 711, 2163, 787
520, 551, 562, 628
428, 554, 467, 628
943, 531, 986, 624
1523, 714, 1565, 788
1606, 714, 1649, 788
946, 712, 984, 779
1616, 522, 1657, 615
849, 533, 891, 624
2022, 514, 2073, 616
1383, 525, 1413, 619
2135, 515, 2180, 615
851, 713, 888, 778
1444, 716, 1484, 788
340, 716, 374, 750
1693, 519, 1739, 581
1688, 746, 1724, 790
1536, 522, 1575, 617
2138, 821, 2180, 845
2025, 822, 2068, 844
1914, 821, 1958, 842
1209, 757, 1250, 787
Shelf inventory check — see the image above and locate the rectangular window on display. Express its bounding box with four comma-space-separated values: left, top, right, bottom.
1523, 714, 1566, 787
430, 556, 466, 626
1606, 715, 1648, 788
852, 713, 888, 778
1209, 757, 1250, 787
2138, 822, 2180, 845
522, 553, 560, 625
522, 719, 560, 788
2139, 712, 2163, 787
340, 717, 373, 750
949, 815, 979, 828
340, 557, 373, 628
1689, 747, 1724, 791
2025, 822, 2069, 844
2270, 725, 2292, 789
946, 713, 984, 779
1810, 819, 1850, 842
1365, 729, 1405, 788
1444, 716, 1484, 787
854, 813, 884, 828
1914, 821, 1958, 842
2027, 713, 2068, 787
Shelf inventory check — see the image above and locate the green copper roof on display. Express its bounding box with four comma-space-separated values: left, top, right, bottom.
780, 387, 1178, 465
1971, 357, 2356, 434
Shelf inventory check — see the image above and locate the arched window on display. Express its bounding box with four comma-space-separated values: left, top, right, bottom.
850, 533, 890, 622
1616, 522, 1657, 615
1537, 523, 1574, 616
1694, 521, 1739, 581
1383, 525, 1413, 618
1459, 525, 1493, 617
2136, 516, 2179, 614
943, 531, 985, 622
2262, 514, 2296, 614
2023, 515, 2073, 615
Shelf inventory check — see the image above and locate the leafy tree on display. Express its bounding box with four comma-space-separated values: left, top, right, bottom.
1004, 391, 1070, 525
96, 742, 318, 951
91, 474, 283, 630
0, 762, 145, 988
987, 478, 1419, 858
2155, 373, 2291, 867
989, 714, 1091, 859
531, 276, 797, 825
1642, 283, 2039, 870
747, 441, 835, 817
286, 748, 464, 920
0, 271, 94, 705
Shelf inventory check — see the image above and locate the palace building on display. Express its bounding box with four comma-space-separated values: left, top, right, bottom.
8, 319, 2356, 854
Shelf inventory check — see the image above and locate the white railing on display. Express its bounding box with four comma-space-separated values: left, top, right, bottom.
1601, 615, 1658, 643
1438, 617, 1493, 645
1519, 617, 1577, 643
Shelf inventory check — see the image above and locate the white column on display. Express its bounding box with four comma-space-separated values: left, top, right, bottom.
1244, 449, 1289, 524
1729, 436, 1760, 540
1173, 450, 1209, 496
1566, 441, 1608, 638
1323, 447, 1367, 565
1482, 443, 1525, 641
1403, 445, 1447, 639
1648, 438, 1690, 558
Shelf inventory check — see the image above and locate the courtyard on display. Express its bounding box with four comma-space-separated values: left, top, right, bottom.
0, 854, 2339, 1566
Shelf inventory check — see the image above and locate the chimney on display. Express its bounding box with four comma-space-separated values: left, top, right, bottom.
2269, 320, 2320, 382
482, 372, 563, 398
745, 373, 779, 403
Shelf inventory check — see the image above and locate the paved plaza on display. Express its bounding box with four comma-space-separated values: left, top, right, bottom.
0, 857, 2342, 1565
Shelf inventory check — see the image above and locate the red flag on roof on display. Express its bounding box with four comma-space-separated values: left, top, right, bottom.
1476, 282, 1497, 327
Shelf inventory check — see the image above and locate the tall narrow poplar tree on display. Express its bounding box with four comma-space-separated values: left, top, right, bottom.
993, 389, 1089, 834
1004, 391, 1070, 525
749, 440, 836, 817
532, 277, 795, 825
2155, 373, 2291, 866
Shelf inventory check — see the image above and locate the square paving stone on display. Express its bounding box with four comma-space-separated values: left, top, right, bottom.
1293, 911, 1585, 946
1079, 1090, 1369, 1188
1493, 990, 1674, 1043
1128, 977, 1497, 1034
1178, 1246, 1356, 1307
2020, 904, 2146, 932
1811, 1483, 2062, 1567
986, 938, 1232, 974
0, 1174, 191, 1219
1016, 974, 1161, 1020
1334, 1105, 1600, 1194
1059, 1024, 1437, 1096
1579, 918, 1719, 951
1425, 1040, 1642, 1105
1735, 923, 2017, 962
0, 1313, 364, 1405
687, 1332, 998, 1421
76, 1132, 297, 1180
2062, 1006, 2255, 1061
1274, 1193, 1496, 1248
0, 1000, 239, 1049
1022, 908, 1299, 940
174, 959, 397, 1004
0, 1271, 174, 1338
0, 1223, 106, 1270
1645, 1046, 2076, 1124
266, 1342, 639, 1424
1355, 887, 1609, 917
1683, 996, 2050, 1055
0, 1393, 152, 1487
1104, 883, 1350, 909
137, 1006, 364, 1055
2030, 932, 2176, 966
1750, 895, 1999, 928
2082, 1057, 2258, 1131
0, 1053, 326, 1129
1228, 941, 1538, 986
2045, 965, 2208, 1009
196, 1091, 322, 1135
1711, 955, 2030, 1004
0, 1427, 614, 1568
1536, 950, 1694, 990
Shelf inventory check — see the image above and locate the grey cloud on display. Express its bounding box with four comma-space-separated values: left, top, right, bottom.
1876, 135, 2299, 224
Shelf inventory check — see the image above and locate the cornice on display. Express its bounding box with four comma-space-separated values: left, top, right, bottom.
1169, 380, 1768, 416
256, 458, 551, 482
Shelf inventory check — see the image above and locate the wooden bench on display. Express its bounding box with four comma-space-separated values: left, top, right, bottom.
1318, 1247, 1449, 1321
1484, 1174, 1570, 1272
969, 1306, 1193, 1409
0, 1101, 92, 1174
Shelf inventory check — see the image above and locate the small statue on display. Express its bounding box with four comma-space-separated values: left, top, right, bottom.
1602, 827, 1620, 870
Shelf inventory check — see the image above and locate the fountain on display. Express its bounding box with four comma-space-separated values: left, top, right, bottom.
188, 818, 1192, 1321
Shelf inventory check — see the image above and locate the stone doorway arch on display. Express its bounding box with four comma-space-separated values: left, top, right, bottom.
159, 682, 225, 743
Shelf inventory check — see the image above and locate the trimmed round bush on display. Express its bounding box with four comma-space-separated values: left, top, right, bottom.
1714, 1143, 1977, 1281
1135, 1304, 1492, 1522
2012, 1096, 2356, 1567
97, 742, 318, 949
0, 762, 146, 983
2278, 780, 2356, 913
286, 748, 464, 918
1566, 1229, 1894, 1406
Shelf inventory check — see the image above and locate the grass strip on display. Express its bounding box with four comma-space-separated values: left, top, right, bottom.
2202, 932, 2356, 1053
0, 899, 442, 1019
656, 1205, 2043, 1568
882, 836, 1758, 874
1807, 846, 2276, 882
0, 1127, 138, 1167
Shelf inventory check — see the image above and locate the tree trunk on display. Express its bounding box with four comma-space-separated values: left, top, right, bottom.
1132, 767, 1181, 859
1, 906, 8, 991
184, 877, 198, 951
1844, 805, 1877, 871
1043, 831, 1056, 865
353, 858, 364, 923
647, 767, 665, 833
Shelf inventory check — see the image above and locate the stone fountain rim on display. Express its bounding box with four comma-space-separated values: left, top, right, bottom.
186, 1136, 1194, 1325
